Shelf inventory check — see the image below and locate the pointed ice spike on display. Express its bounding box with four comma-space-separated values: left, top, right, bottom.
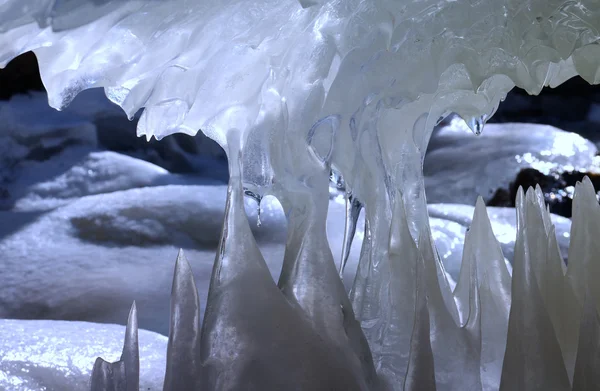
121, 302, 139, 391
419, 233, 482, 390
403, 251, 436, 391
572, 290, 600, 391
543, 227, 580, 383
339, 192, 362, 276
515, 187, 525, 231
499, 196, 570, 391
567, 177, 600, 305
90, 302, 139, 391
534, 184, 552, 233
90, 358, 127, 391
163, 249, 202, 391
277, 170, 378, 387
524, 187, 551, 295
454, 197, 510, 391
454, 197, 510, 324
201, 167, 373, 389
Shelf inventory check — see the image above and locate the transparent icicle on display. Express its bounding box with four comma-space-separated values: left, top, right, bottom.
163, 249, 202, 391
90, 302, 139, 391
340, 191, 363, 276
375, 194, 419, 387
499, 187, 570, 391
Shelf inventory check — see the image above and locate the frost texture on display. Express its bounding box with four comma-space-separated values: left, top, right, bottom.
3, 1, 600, 390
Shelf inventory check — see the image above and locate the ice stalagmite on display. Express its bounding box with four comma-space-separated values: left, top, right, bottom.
567, 177, 600, 308
543, 226, 581, 382
200, 134, 374, 390
90, 302, 139, 391
572, 290, 600, 391
372, 193, 419, 387
402, 249, 436, 391
454, 197, 511, 391
420, 233, 482, 391
499, 188, 571, 391
163, 249, 202, 391
276, 164, 377, 389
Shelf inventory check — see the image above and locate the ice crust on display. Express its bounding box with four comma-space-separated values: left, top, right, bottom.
3, 0, 600, 390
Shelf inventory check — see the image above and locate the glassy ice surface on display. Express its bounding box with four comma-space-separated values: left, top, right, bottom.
2, 0, 600, 390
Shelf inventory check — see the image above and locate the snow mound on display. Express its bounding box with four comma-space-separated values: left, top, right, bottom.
425, 119, 598, 205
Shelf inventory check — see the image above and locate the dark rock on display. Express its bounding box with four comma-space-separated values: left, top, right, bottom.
487, 167, 600, 218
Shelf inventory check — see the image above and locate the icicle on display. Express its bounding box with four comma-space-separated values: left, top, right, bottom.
375, 193, 419, 386
243, 188, 263, 228
348, 213, 372, 317
90, 302, 139, 391
572, 290, 600, 391
464, 115, 487, 136
499, 188, 571, 391
330, 168, 346, 190
340, 191, 363, 276
163, 249, 202, 391
257, 202, 262, 227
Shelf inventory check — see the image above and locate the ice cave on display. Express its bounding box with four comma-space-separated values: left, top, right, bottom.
2, 0, 600, 390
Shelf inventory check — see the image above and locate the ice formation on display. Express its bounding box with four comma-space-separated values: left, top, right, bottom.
2, 0, 600, 390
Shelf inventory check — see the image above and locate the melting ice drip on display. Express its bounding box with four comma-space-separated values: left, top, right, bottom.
2, 0, 600, 389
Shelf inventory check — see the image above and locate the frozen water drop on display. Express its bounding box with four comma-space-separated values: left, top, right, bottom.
330, 168, 346, 190
257, 201, 262, 227
465, 115, 487, 136
340, 191, 362, 276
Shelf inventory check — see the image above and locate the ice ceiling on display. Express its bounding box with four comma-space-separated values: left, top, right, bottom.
2, 0, 600, 390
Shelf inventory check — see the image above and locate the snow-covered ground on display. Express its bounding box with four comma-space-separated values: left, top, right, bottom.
0, 182, 572, 335
0, 319, 167, 390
